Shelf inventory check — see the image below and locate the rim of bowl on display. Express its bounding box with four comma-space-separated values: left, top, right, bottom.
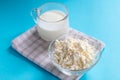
48, 33, 104, 72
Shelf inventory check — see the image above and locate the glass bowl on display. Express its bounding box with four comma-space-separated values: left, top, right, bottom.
48, 32, 105, 77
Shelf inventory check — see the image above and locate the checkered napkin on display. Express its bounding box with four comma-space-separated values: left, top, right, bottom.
12, 26, 105, 80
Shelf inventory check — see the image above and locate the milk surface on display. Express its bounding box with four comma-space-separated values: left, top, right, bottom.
37, 10, 69, 41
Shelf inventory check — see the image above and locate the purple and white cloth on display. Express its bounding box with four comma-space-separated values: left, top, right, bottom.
12, 26, 105, 80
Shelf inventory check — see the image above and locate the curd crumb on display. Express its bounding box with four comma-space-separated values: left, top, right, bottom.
54, 37, 96, 70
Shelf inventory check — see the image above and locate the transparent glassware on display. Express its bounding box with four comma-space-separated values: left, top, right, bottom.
48, 32, 105, 78
31, 2, 69, 41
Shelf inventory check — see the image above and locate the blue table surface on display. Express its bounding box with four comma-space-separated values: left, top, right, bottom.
0, 0, 120, 80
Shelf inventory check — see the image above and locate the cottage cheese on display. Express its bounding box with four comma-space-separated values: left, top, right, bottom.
54, 37, 96, 70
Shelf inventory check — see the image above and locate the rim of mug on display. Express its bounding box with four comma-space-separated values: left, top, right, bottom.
37, 2, 68, 23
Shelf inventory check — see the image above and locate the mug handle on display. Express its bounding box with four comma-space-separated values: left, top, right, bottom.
31, 8, 39, 23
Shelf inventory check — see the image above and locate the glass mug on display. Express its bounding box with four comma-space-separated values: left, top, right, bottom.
31, 2, 70, 41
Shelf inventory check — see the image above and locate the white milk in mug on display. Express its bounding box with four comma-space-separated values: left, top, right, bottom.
37, 10, 69, 41
31, 3, 69, 41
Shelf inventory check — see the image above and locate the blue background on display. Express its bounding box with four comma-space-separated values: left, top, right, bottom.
0, 0, 120, 80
